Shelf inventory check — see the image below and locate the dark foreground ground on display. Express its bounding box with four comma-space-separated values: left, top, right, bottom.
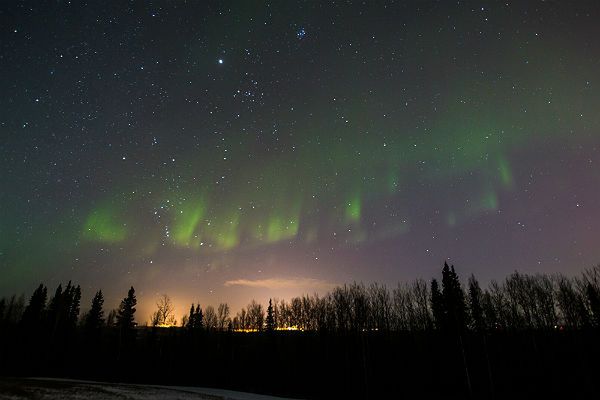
2, 328, 600, 398
0, 378, 295, 400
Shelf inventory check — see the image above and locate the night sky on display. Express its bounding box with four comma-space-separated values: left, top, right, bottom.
2, 1, 600, 322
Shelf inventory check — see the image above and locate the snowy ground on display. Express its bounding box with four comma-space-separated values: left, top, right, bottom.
0, 377, 297, 400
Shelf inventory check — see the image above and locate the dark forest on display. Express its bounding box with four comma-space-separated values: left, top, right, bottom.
1, 262, 599, 398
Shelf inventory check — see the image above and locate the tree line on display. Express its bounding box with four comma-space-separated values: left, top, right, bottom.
2, 262, 599, 335
1, 262, 600, 398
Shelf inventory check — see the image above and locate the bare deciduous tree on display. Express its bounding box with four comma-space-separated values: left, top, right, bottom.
204, 305, 217, 330
151, 294, 176, 327
247, 300, 264, 331
217, 303, 230, 330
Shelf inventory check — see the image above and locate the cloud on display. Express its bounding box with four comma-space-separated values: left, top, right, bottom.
224, 277, 337, 290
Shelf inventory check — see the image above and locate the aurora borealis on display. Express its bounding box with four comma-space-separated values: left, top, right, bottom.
2, 1, 600, 321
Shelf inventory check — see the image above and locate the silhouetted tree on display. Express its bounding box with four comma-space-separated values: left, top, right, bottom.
204, 305, 217, 331
187, 303, 195, 330
44, 281, 81, 335
468, 274, 484, 331
430, 279, 444, 330
488, 280, 508, 329
266, 299, 275, 332
349, 283, 369, 332
217, 303, 230, 330
290, 297, 302, 329
116, 286, 137, 334
247, 300, 264, 331
392, 283, 410, 330
504, 272, 557, 329
85, 290, 105, 333
46, 284, 64, 330
186, 303, 204, 331
151, 294, 176, 327
193, 304, 204, 329
441, 263, 471, 394
442, 262, 467, 331
276, 299, 289, 330
21, 284, 47, 328
413, 279, 433, 330
586, 283, 600, 328
332, 286, 351, 331
556, 276, 588, 329
69, 285, 81, 328
234, 307, 248, 330
369, 283, 391, 331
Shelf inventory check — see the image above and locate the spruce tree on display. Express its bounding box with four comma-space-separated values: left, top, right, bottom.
442, 263, 471, 393
468, 274, 484, 331
266, 298, 275, 332
69, 285, 81, 328
116, 286, 137, 333
187, 303, 195, 330
60, 281, 74, 331
186, 303, 204, 330
430, 279, 445, 330
21, 284, 47, 328
47, 284, 63, 329
85, 290, 105, 332
194, 304, 203, 329
442, 262, 467, 331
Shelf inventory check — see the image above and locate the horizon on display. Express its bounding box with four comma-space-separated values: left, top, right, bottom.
5, 260, 599, 327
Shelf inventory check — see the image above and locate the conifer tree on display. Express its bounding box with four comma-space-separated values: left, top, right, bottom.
69, 285, 81, 328
442, 262, 467, 331
116, 286, 137, 333
186, 303, 204, 330
47, 284, 63, 328
468, 274, 484, 331
195, 304, 203, 329
187, 303, 195, 330
266, 298, 275, 332
58, 281, 74, 331
85, 290, 105, 332
21, 284, 47, 328
430, 279, 445, 330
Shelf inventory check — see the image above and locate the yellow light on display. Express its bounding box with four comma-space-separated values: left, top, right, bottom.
275, 325, 302, 331
155, 323, 177, 328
